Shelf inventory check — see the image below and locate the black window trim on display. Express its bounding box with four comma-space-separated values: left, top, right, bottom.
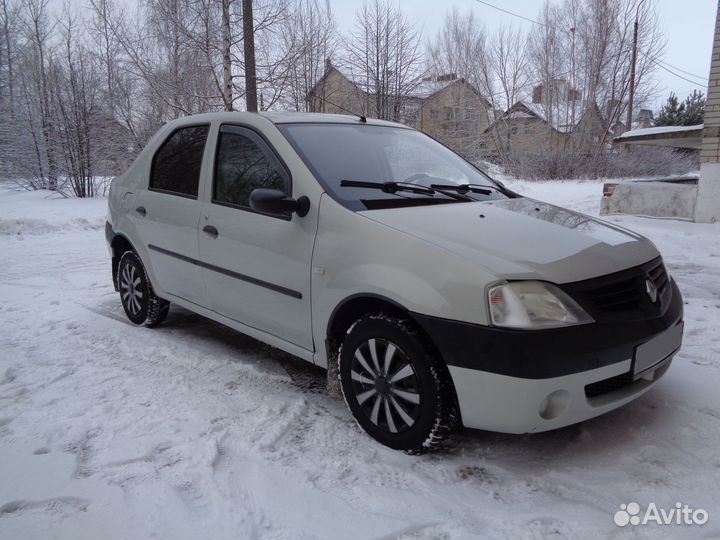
148, 122, 211, 200
211, 123, 293, 220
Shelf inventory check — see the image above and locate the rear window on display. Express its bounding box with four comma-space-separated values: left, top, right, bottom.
150, 125, 210, 198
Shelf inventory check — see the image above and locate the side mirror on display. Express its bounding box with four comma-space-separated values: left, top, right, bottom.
249, 188, 310, 218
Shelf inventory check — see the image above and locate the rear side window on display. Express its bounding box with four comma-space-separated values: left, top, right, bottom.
214, 126, 287, 209
150, 125, 209, 198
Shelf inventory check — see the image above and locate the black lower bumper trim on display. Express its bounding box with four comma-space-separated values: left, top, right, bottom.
413, 279, 683, 379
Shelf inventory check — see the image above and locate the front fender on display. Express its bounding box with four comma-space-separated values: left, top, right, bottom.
311, 195, 497, 367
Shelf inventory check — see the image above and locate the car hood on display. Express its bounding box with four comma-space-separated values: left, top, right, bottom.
359, 197, 659, 284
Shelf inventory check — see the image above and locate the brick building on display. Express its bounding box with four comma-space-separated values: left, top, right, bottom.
695, 1, 720, 223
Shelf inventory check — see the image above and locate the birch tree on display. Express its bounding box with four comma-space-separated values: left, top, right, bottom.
345, 0, 424, 120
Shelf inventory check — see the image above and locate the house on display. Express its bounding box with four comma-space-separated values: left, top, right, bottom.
480, 80, 612, 159
306, 60, 493, 158
305, 60, 367, 118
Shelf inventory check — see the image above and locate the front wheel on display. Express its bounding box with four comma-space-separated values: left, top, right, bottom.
118, 250, 169, 327
338, 314, 459, 453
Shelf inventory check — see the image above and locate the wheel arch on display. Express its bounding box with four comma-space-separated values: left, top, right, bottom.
326, 293, 442, 365
110, 233, 136, 291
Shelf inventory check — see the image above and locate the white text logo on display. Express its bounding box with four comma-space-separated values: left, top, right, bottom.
614, 502, 709, 527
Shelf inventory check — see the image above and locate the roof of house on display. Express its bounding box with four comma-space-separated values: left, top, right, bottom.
306, 66, 491, 107
485, 100, 607, 135
616, 124, 703, 138
613, 123, 703, 149
306, 66, 363, 101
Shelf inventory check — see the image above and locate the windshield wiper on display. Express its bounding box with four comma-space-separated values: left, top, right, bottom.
429, 183, 502, 196
340, 180, 438, 196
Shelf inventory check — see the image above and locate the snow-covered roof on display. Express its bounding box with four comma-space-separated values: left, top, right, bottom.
520, 100, 588, 133
406, 78, 457, 99
507, 111, 534, 119
615, 124, 703, 140
489, 100, 592, 134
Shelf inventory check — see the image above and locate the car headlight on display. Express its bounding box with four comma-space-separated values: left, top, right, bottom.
488, 281, 594, 329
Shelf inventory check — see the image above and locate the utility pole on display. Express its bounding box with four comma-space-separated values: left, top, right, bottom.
222, 0, 232, 111
626, 0, 646, 130
242, 0, 257, 112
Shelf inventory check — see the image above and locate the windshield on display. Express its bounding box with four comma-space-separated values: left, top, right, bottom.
278, 123, 511, 211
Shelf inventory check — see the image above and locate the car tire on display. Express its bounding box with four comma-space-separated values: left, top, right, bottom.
118, 250, 170, 327
338, 313, 459, 453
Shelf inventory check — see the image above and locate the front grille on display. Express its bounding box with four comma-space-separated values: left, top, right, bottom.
647, 259, 669, 293
560, 257, 671, 322
584, 372, 634, 398
581, 279, 642, 312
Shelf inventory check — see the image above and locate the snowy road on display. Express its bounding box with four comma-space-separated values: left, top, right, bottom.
1, 181, 719, 539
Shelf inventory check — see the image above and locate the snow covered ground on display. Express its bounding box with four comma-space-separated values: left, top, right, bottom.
1, 180, 719, 539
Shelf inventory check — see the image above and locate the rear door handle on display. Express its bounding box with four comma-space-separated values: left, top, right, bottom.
135, 206, 146, 217
203, 225, 219, 239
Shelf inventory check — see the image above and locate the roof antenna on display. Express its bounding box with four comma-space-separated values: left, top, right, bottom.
317, 96, 369, 123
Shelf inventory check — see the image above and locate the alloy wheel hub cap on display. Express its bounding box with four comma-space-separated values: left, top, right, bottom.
350, 337, 422, 434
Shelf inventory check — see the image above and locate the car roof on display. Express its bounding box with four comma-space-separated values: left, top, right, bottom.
161, 111, 412, 129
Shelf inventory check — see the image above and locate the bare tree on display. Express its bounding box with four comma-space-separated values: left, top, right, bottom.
278, 0, 337, 112
345, 0, 424, 121
427, 8, 529, 161
23, 0, 58, 189
52, 9, 97, 197
1, 0, 18, 112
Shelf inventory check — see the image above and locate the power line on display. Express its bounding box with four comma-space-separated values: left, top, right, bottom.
472, 0, 551, 29
656, 60, 708, 82
472, 0, 710, 90
643, 54, 708, 88
637, 50, 708, 83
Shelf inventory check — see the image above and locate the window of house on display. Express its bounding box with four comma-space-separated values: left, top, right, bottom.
429, 109, 439, 121
400, 104, 419, 120
444, 107, 453, 121
150, 125, 209, 198
213, 126, 288, 210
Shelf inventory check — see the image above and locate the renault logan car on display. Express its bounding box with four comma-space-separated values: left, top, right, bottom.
106, 112, 684, 453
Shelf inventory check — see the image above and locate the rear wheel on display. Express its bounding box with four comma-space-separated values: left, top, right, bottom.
118, 251, 169, 327
338, 314, 459, 453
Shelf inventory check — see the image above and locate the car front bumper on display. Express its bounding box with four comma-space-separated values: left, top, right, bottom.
414, 275, 684, 433
448, 351, 674, 433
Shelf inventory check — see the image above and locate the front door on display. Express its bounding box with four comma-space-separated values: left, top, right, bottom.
199, 125, 316, 351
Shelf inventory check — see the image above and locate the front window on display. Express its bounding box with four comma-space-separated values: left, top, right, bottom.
213, 125, 288, 210
278, 124, 510, 211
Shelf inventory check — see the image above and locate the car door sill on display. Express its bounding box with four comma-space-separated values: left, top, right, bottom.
163, 292, 315, 364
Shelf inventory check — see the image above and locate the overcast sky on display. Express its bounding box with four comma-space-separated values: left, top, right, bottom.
331, 0, 716, 111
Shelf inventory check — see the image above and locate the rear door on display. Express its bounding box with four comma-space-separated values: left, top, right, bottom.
135, 124, 209, 306
198, 124, 316, 350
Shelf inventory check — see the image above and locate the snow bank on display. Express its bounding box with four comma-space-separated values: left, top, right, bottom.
0, 187, 107, 236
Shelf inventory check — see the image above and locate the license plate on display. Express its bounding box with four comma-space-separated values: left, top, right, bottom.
634, 323, 683, 378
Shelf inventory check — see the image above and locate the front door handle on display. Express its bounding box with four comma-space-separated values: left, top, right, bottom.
135, 206, 146, 217
203, 225, 219, 239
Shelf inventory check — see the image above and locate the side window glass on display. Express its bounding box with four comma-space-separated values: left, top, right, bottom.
150, 125, 209, 198
214, 130, 286, 208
